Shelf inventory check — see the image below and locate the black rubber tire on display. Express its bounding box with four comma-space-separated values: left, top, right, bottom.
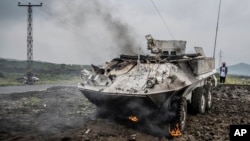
191, 87, 206, 114
205, 87, 212, 110
170, 97, 187, 132
177, 97, 187, 131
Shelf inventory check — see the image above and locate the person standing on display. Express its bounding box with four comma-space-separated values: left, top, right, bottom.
219, 62, 228, 83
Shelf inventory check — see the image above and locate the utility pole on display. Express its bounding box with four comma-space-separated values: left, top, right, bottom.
18, 2, 42, 84
213, 0, 222, 59
218, 49, 222, 68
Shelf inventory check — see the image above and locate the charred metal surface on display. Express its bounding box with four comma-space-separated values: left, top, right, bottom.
78, 34, 216, 103
78, 34, 216, 136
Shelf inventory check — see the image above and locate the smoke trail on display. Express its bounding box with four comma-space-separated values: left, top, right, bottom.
42, 0, 138, 57
93, 1, 138, 55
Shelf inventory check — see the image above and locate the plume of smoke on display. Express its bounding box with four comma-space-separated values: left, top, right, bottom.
94, 94, 180, 138
42, 0, 138, 62
96, 5, 138, 55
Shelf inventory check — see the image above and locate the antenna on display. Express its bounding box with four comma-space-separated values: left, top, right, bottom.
213, 0, 222, 58
149, 0, 175, 39
137, 47, 141, 71
18, 2, 42, 84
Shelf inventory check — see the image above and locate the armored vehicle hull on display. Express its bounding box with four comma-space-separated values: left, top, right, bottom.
78, 34, 217, 136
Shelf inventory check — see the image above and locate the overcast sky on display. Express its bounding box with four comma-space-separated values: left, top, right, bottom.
0, 0, 250, 67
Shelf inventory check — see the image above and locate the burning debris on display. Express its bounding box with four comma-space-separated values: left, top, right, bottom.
128, 116, 139, 122
170, 124, 182, 137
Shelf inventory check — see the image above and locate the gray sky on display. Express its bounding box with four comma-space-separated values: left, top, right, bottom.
0, 0, 250, 66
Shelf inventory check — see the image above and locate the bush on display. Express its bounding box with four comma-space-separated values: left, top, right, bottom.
0, 72, 4, 78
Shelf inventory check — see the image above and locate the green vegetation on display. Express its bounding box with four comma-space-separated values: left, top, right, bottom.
0, 58, 90, 86
0, 72, 25, 86
215, 73, 250, 85
21, 96, 40, 107
225, 75, 250, 85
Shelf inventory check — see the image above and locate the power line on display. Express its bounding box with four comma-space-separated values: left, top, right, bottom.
149, 0, 175, 39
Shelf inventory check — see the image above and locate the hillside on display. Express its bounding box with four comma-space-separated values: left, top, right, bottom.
0, 58, 90, 85
0, 58, 85, 74
227, 63, 250, 76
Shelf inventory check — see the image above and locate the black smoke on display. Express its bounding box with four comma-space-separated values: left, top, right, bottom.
41, 0, 138, 57
94, 94, 181, 138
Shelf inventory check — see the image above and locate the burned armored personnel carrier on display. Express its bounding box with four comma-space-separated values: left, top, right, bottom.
78, 34, 217, 136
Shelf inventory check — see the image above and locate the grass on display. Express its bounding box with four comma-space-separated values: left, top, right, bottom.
0, 79, 21, 86
215, 73, 250, 85
0, 58, 88, 86
21, 96, 40, 107
0, 72, 82, 86
0, 73, 24, 86
225, 75, 250, 85
36, 75, 81, 85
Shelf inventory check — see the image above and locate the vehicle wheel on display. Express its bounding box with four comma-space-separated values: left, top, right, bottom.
177, 97, 187, 131
170, 97, 187, 132
205, 87, 212, 110
191, 87, 206, 114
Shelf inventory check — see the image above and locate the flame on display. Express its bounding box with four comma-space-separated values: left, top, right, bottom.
128, 116, 138, 122
170, 124, 182, 137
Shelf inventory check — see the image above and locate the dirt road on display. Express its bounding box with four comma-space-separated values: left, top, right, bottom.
0, 84, 76, 94
0, 85, 249, 141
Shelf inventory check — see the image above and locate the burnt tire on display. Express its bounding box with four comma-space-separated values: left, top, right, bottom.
205, 87, 212, 110
170, 97, 187, 132
191, 87, 206, 114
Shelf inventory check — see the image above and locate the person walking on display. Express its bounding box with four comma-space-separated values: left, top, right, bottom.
219, 62, 228, 83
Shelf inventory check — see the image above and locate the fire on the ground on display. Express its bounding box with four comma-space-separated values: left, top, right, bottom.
128, 116, 139, 122
170, 124, 182, 137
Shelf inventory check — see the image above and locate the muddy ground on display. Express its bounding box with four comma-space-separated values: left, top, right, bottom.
0, 85, 250, 141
